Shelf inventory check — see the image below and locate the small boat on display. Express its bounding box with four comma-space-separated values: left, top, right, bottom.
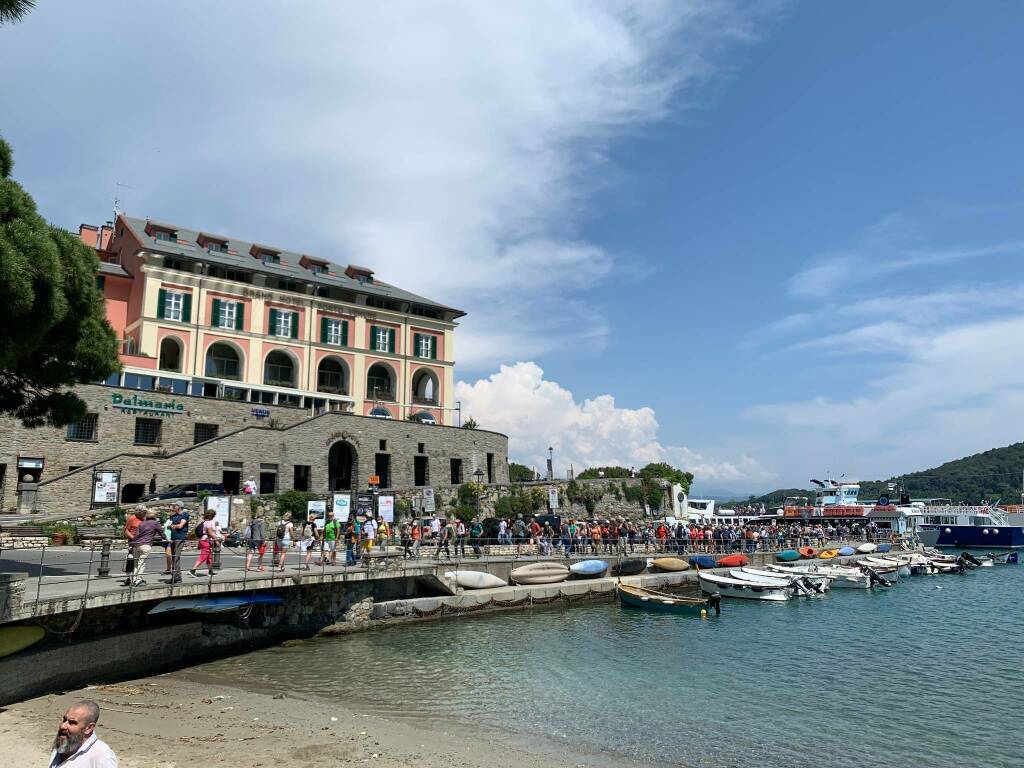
876, 543, 892, 553
856, 542, 878, 553
617, 584, 720, 616
716, 554, 749, 567
987, 551, 1019, 565
444, 570, 507, 589
510, 562, 570, 585
767, 563, 872, 589
740, 566, 831, 591
688, 555, 717, 569
798, 546, 818, 558
0, 625, 45, 659
838, 546, 857, 556
612, 558, 647, 576
860, 557, 910, 579
569, 560, 609, 578
651, 557, 690, 572
697, 572, 792, 601
148, 594, 284, 615
818, 549, 839, 559
776, 550, 801, 562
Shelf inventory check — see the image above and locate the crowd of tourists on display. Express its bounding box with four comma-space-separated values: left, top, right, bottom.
116, 502, 892, 584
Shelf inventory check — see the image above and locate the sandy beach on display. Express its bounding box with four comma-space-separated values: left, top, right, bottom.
0, 672, 596, 768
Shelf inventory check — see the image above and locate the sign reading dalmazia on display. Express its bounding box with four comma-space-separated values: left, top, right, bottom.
111, 393, 185, 416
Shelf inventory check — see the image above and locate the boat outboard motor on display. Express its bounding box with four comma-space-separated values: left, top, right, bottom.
960, 552, 982, 569
802, 576, 827, 594
865, 567, 892, 588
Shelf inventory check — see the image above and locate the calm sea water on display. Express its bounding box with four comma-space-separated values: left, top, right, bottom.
197, 563, 1023, 768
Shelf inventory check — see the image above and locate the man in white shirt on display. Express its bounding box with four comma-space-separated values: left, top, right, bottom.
362, 516, 377, 554
49, 700, 117, 767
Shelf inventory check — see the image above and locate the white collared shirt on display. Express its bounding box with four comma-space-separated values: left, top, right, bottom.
49, 733, 118, 767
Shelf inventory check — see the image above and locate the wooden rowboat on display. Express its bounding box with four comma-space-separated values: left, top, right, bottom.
617, 584, 720, 615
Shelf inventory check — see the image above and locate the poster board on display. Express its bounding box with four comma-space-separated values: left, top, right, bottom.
355, 493, 374, 520
91, 469, 121, 507
205, 495, 231, 529
422, 487, 436, 513
332, 493, 352, 522
548, 486, 559, 509
307, 499, 327, 529
378, 495, 395, 523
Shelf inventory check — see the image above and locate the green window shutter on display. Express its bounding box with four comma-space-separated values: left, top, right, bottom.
320, 316, 330, 344
387, 328, 395, 353
211, 298, 222, 328
413, 333, 422, 357
235, 302, 244, 330
370, 325, 378, 351
157, 288, 167, 319
430, 335, 437, 359
289, 312, 298, 339
182, 292, 193, 323
269, 308, 278, 335
341, 320, 349, 347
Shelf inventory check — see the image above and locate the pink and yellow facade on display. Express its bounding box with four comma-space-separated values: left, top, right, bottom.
82, 215, 461, 424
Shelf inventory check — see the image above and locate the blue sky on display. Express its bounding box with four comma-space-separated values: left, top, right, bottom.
2, 2, 1022, 492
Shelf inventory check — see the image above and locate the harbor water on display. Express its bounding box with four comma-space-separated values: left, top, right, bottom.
197, 563, 1023, 768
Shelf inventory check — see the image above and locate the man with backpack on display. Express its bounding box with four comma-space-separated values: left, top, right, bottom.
435, 518, 453, 560
244, 509, 267, 572
454, 518, 467, 557
470, 519, 484, 558
273, 512, 293, 571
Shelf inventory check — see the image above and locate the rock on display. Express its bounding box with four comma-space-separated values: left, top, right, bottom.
316, 597, 376, 636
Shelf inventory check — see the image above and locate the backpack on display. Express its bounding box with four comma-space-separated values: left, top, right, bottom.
276, 521, 287, 539
195, 520, 206, 538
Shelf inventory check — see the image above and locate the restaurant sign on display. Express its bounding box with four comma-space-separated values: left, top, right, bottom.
110, 392, 185, 416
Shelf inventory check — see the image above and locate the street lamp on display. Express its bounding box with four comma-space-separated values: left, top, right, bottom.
473, 468, 484, 485
547, 446, 554, 481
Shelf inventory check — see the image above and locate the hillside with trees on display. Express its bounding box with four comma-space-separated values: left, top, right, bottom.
748, 442, 1024, 506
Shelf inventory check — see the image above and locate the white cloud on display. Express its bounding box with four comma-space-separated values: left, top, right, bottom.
0, 0, 774, 369
456, 362, 773, 484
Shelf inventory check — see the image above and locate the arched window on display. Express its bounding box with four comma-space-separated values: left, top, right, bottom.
317, 357, 347, 395
412, 369, 438, 405
158, 337, 182, 372
369, 406, 393, 419
367, 364, 394, 400
411, 411, 436, 425
264, 350, 296, 388
205, 342, 241, 380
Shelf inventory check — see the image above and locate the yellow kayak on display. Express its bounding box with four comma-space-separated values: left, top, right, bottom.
818, 549, 839, 560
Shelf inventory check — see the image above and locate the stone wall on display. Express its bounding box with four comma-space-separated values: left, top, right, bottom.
0, 384, 508, 514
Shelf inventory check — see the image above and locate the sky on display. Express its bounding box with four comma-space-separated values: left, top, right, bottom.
2, 1, 1023, 494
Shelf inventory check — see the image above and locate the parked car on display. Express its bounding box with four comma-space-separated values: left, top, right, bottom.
140, 482, 226, 502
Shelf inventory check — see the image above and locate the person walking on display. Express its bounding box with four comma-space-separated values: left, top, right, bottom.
454, 518, 467, 557
400, 521, 413, 559
49, 699, 117, 767
320, 512, 340, 566
435, 518, 453, 559
377, 517, 390, 552
167, 503, 189, 583
121, 506, 144, 585
361, 516, 377, 556
411, 519, 421, 558
273, 512, 293, 571
344, 519, 358, 566
245, 510, 267, 571
470, 519, 484, 557
295, 514, 318, 570
125, 510, 162, 587
162, 514, 174, 574
188, 510, 219, 578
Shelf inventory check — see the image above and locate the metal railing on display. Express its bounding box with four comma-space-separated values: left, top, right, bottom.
0, 530, 919, 615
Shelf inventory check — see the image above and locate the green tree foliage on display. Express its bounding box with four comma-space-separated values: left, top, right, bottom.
274, 490, 314, 519
577, 466, 632, 479
0, 136, 120, 426
0, 0, 35, 26
461, 417, 478, 430
639, 462, 694, 493
509, 461, 535, 482
493, 486, 545, 518
565, 479, 605, 515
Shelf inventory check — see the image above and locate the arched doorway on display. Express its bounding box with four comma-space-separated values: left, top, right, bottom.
328, 440, 356, 491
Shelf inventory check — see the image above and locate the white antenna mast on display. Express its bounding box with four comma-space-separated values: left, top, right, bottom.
113, 181, 132, 218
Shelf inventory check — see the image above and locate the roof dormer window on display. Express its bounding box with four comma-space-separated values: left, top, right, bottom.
344, 264, 374, 283
250, 244, 280, 265
300, 255, 329, 275
198, 234, 229, 254
153, 229, 176, 242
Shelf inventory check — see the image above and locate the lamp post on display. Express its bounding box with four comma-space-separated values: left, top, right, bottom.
547, 446, 554, 481
473, 468, 484, 518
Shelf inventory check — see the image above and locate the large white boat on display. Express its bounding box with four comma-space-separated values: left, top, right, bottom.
918, 505, 1024, 549
697, 572, 793, 601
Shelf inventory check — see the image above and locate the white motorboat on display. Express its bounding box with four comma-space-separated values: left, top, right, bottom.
737, 566, 831, 593
860, 557, 911, 579
697, 572, 792, 601
766, 563, 872, 589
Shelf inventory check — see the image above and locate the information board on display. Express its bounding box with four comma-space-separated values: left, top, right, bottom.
91, 469, 121, 507
422, 487, 436, 513
205, 495, 231, 529
548, 486, 559, 509
356, 493, 375, 520
307, 499, 327, 528
331, 493, 352, 522
378, 495, 395, 522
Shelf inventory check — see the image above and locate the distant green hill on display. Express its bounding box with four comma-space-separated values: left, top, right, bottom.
750, 442, 1024, 506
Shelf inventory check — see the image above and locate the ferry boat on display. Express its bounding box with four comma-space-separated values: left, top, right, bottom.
918, 506, 1024, 549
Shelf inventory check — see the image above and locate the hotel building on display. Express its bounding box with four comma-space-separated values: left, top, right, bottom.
0, 215, 508, 511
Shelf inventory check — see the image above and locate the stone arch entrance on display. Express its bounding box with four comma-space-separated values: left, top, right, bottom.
328, 440, 357, 491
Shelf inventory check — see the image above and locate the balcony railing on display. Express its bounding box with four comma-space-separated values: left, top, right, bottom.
371, 389, 396, 402
412, 394, 438, 406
